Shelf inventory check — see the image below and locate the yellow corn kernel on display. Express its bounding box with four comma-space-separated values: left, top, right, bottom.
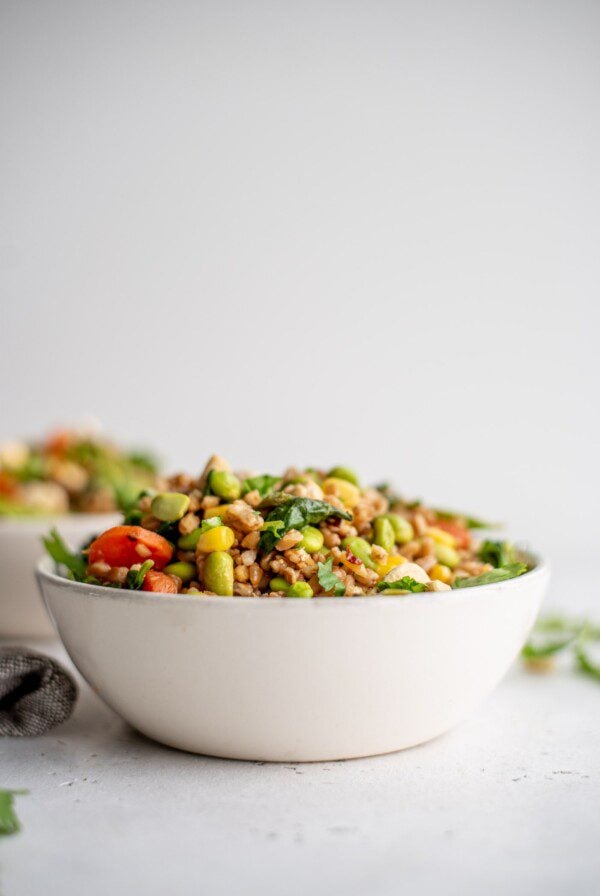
375, 554, 405, 578
321, 477, 361, 509
429, 563, 452, 584
426, 526, 457, 548
204, 504, 232, 520
196, 525, 236, 553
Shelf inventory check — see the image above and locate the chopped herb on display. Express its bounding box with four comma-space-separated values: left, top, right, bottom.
433, 508, 496, 529
478, 540, 518, 568
260, 498, 351, 552
0, 790, 27, 837
377, 577, 427, 593
575, 643, 600, 682
125, 560, 154, 590
522, 615, 600, 683
43, 529, 87, 581
452, 562, 527, 588
199, 516, 223, 533
317, 558, 345, 596
242, 475, 281, 499
260, 520, 286, 542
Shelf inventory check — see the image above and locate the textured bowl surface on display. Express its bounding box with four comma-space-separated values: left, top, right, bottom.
37, 555, 549, 761
0, 515, 119, 638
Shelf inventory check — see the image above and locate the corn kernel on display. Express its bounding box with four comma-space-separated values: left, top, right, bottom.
196, 525, 236, 553
429, 563, 452, 584
375, 555, 405, 578
204, 504, 232, 520
322, 477, 361, 509
426, 526, 457, 548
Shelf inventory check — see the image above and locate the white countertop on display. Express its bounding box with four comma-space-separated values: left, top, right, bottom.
2, 571, 599, 896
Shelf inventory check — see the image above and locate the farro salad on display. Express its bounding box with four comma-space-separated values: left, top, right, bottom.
0, 429, 158, 516
45, 455, 530, 596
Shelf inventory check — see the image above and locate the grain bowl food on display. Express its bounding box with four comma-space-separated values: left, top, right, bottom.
0, 428, 158, 516
45, 455, 530, 596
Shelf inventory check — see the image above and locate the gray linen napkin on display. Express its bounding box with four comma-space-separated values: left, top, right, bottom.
0, 648, 77, 736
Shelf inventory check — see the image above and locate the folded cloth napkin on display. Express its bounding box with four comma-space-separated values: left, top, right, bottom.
0, 648, 77, 736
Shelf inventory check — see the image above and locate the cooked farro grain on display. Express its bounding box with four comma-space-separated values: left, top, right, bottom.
46, 457, 530, 598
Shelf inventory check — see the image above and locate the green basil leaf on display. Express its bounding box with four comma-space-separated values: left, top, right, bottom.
242, 475, 281, 499
452, 562, 528, 589
260, 498, 351, 552
0, 790, 27, 837
478, 540, 518, 568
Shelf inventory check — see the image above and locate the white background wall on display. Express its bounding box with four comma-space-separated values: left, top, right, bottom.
1, 1, 598, 564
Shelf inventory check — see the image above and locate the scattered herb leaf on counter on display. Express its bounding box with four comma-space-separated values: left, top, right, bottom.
452, 563, 527, 589
43, 529, 87, 581
377, 577, 428, 594
317, 558, 346, 596
0, 790, 27, 836
260, 498, 352, 552
522, 616, 600, 682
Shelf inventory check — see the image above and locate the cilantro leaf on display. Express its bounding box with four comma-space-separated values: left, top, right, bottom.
260, 520, 285, 542
260, 498, 351, 552
377, 577, 427, 593
0, 790, 27, 837
478, 540, 518, 568
125, 560, 154, 590
452, 562, 527, 589
43, 528, 87, 581
317, 558, 345, 596
242, 475, 281, 499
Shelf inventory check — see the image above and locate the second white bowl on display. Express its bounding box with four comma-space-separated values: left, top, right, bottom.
0, 514, 119, 638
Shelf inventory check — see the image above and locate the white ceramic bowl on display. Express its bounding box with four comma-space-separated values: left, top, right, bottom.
0, 515, 120, 638
37, 555, 548, 761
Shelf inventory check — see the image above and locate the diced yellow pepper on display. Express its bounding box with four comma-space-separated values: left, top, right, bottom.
429, 563, 452, 584
426, 526, 457, 548
375, 554, 406, 578
204, 504, 232, 520
196, 525, 236, 553
321, 477, 361, 509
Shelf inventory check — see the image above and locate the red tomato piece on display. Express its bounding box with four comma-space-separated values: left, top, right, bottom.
142, 570, 179, 594
88, 526, 173, 570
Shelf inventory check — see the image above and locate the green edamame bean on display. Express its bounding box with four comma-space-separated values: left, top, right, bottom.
373, 517, 395, 554
286, 581, 313, 598
434, 544, 460, 568
383, 513, 414, 545
163, 561, 196, 583
203, 551, 234, 595
208, 470, 241, 501
341, 536, 376, 569
298, 525, 324, 553
270, 577, 289, 593
177, 528, 203, 550
328, 466, 359, 486
151, 492, 190, 522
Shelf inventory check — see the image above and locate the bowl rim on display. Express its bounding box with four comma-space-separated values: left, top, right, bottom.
36, 552, 550, 609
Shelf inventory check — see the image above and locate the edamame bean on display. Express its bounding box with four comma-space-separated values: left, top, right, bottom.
383, 513, 414, 545
373, 517, 395, 554
298, 526, 324, 553
434, 544, 460, 569
342, 536, 376, 569
328, 466, 359, 486
163, 561, 196, 583
270, 577, 289, 593
203, 551, 234, 595
208, 470, 241, 501
151, 492, 190, 522
286, 581, 313, 598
